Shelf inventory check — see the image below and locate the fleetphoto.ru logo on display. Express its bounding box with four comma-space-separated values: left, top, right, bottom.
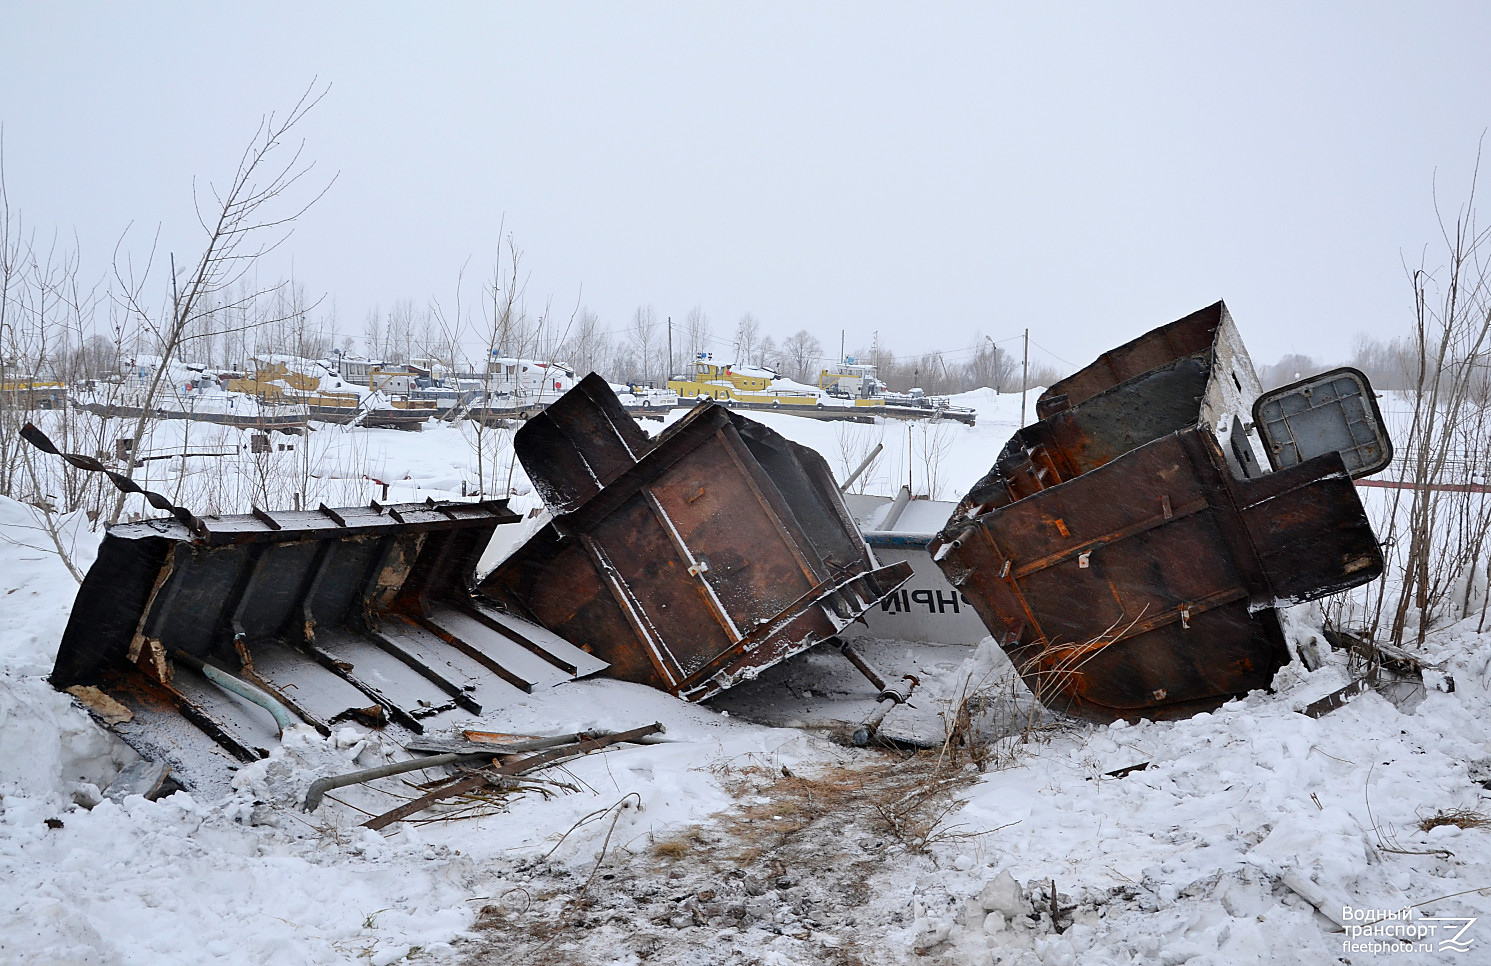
1340, 906, 1478, 955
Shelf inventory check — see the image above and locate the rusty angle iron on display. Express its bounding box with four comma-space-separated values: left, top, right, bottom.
929, 302, 1389, 723
43, 460, 608, 788
479, 374, 915, 701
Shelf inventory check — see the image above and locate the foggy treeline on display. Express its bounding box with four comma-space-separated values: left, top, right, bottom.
1255, 334, 1424, 392
3, 228, 1444, 404
543, 306, 1068, 394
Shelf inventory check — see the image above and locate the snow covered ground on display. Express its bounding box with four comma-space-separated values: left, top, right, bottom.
3, 389, 1490, 965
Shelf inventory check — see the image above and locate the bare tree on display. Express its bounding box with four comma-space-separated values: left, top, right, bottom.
426, 260, 470, 379
734, 312, 760, 363
782, 329, 823, 383
386, 298, 416, 364
684, 304, 711, 366
557, 307, 613, 379
967, 337, 1017, 391
912, 417, 958, 499
0, 145, 114, 579
106, 83, 334, 523
1371, 155, 1491, 646
465, 233, 528, 498
849, 336, 1062, 396
69, 333, 116, 380
756, 334, 778, 371
1255, 352, 1320, 390
362, 305, 383, 358
627, 305, 660, 385
908, 352, 952, 394
1024, 360, 1065, 390
1347, 334, 1416, 390
833, 421, 886, 495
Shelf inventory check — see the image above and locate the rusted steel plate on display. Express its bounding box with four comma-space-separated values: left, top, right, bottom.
481, 375, 913, 701
933, 303, 1387, 723
1034, 303, 1224, 419
46, 487, 606, 787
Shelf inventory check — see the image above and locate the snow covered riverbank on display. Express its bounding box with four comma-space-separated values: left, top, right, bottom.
2, 393, 1489, 964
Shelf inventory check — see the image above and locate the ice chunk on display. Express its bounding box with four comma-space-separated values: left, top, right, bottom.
978, 869, 1030, 918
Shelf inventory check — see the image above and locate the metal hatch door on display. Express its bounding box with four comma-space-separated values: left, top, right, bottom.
1252, 367, 1393, 478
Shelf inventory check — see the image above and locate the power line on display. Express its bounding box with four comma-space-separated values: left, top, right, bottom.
1028, 338, 1081, 369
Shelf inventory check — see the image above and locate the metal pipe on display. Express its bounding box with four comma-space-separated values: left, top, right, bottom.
880, 484, 912, 530
475, 728, 672, 752
861, 531, 938, 549
303, 751, 499, 812
172, 650, 297, 736
853, 701, 895, 747
839, 442, 885, 492
840, 641, 916, 704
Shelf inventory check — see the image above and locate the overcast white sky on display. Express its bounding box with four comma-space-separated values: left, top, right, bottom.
3, 3, 1490, 373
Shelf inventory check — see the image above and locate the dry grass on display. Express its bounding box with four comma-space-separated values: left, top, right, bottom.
460, 723, 1014, 965
1418, 808, 1491, 832
704, 749, 979, 858
937, 661, 1063, 775
649, 828, 707, 859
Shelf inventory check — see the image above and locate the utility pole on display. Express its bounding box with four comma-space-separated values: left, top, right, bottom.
840, 329, 845, 366
666, 316, 673, 385
1021, 327, 1029, 426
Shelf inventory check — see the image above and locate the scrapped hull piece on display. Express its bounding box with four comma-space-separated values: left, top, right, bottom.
931, 302, 1388, 723
480, 375, 914, 702
51, 498, 608, 789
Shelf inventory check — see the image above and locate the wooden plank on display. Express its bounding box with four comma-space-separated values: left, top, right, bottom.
377, 618, 530, 703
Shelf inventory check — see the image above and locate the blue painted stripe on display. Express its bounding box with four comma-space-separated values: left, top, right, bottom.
863, 532, 936, 549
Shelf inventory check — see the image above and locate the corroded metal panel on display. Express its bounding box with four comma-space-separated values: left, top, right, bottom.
43, 487, 611, 783
482, 375, 913, 702
1035, 302, 1225, 418
934, 303, 1388, 723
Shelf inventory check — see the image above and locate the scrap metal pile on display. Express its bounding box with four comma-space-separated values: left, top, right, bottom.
480, 374, 913, 701
32, 301, 1395, 805
30, 376, 912, 795
45, 482, 611, 793
929, 301, 1392, 722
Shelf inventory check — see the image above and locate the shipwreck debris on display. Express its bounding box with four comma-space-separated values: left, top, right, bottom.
1297, 626, 1451, 718
28, 423, 608, 791
480, 375, 914, 702
930, 302, 1391, 723
102, 760, 173, 804
303, 749, 503, 812
839, 639, 920, 746
28, 377, 913, 791
361, 722, 666, 830
1299, 671, 1385, 719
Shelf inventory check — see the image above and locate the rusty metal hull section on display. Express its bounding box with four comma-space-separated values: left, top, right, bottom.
933, 303, 1386, 723
52, 499, 608, 785
481, 375, 912, 701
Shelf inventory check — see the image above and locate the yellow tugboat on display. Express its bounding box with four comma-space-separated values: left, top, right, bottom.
668, 354, 883, 409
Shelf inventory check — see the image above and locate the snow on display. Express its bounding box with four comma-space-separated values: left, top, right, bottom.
0, 502, 837, 963
3, 387, 1491, 964
911, 630, 1491, 964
